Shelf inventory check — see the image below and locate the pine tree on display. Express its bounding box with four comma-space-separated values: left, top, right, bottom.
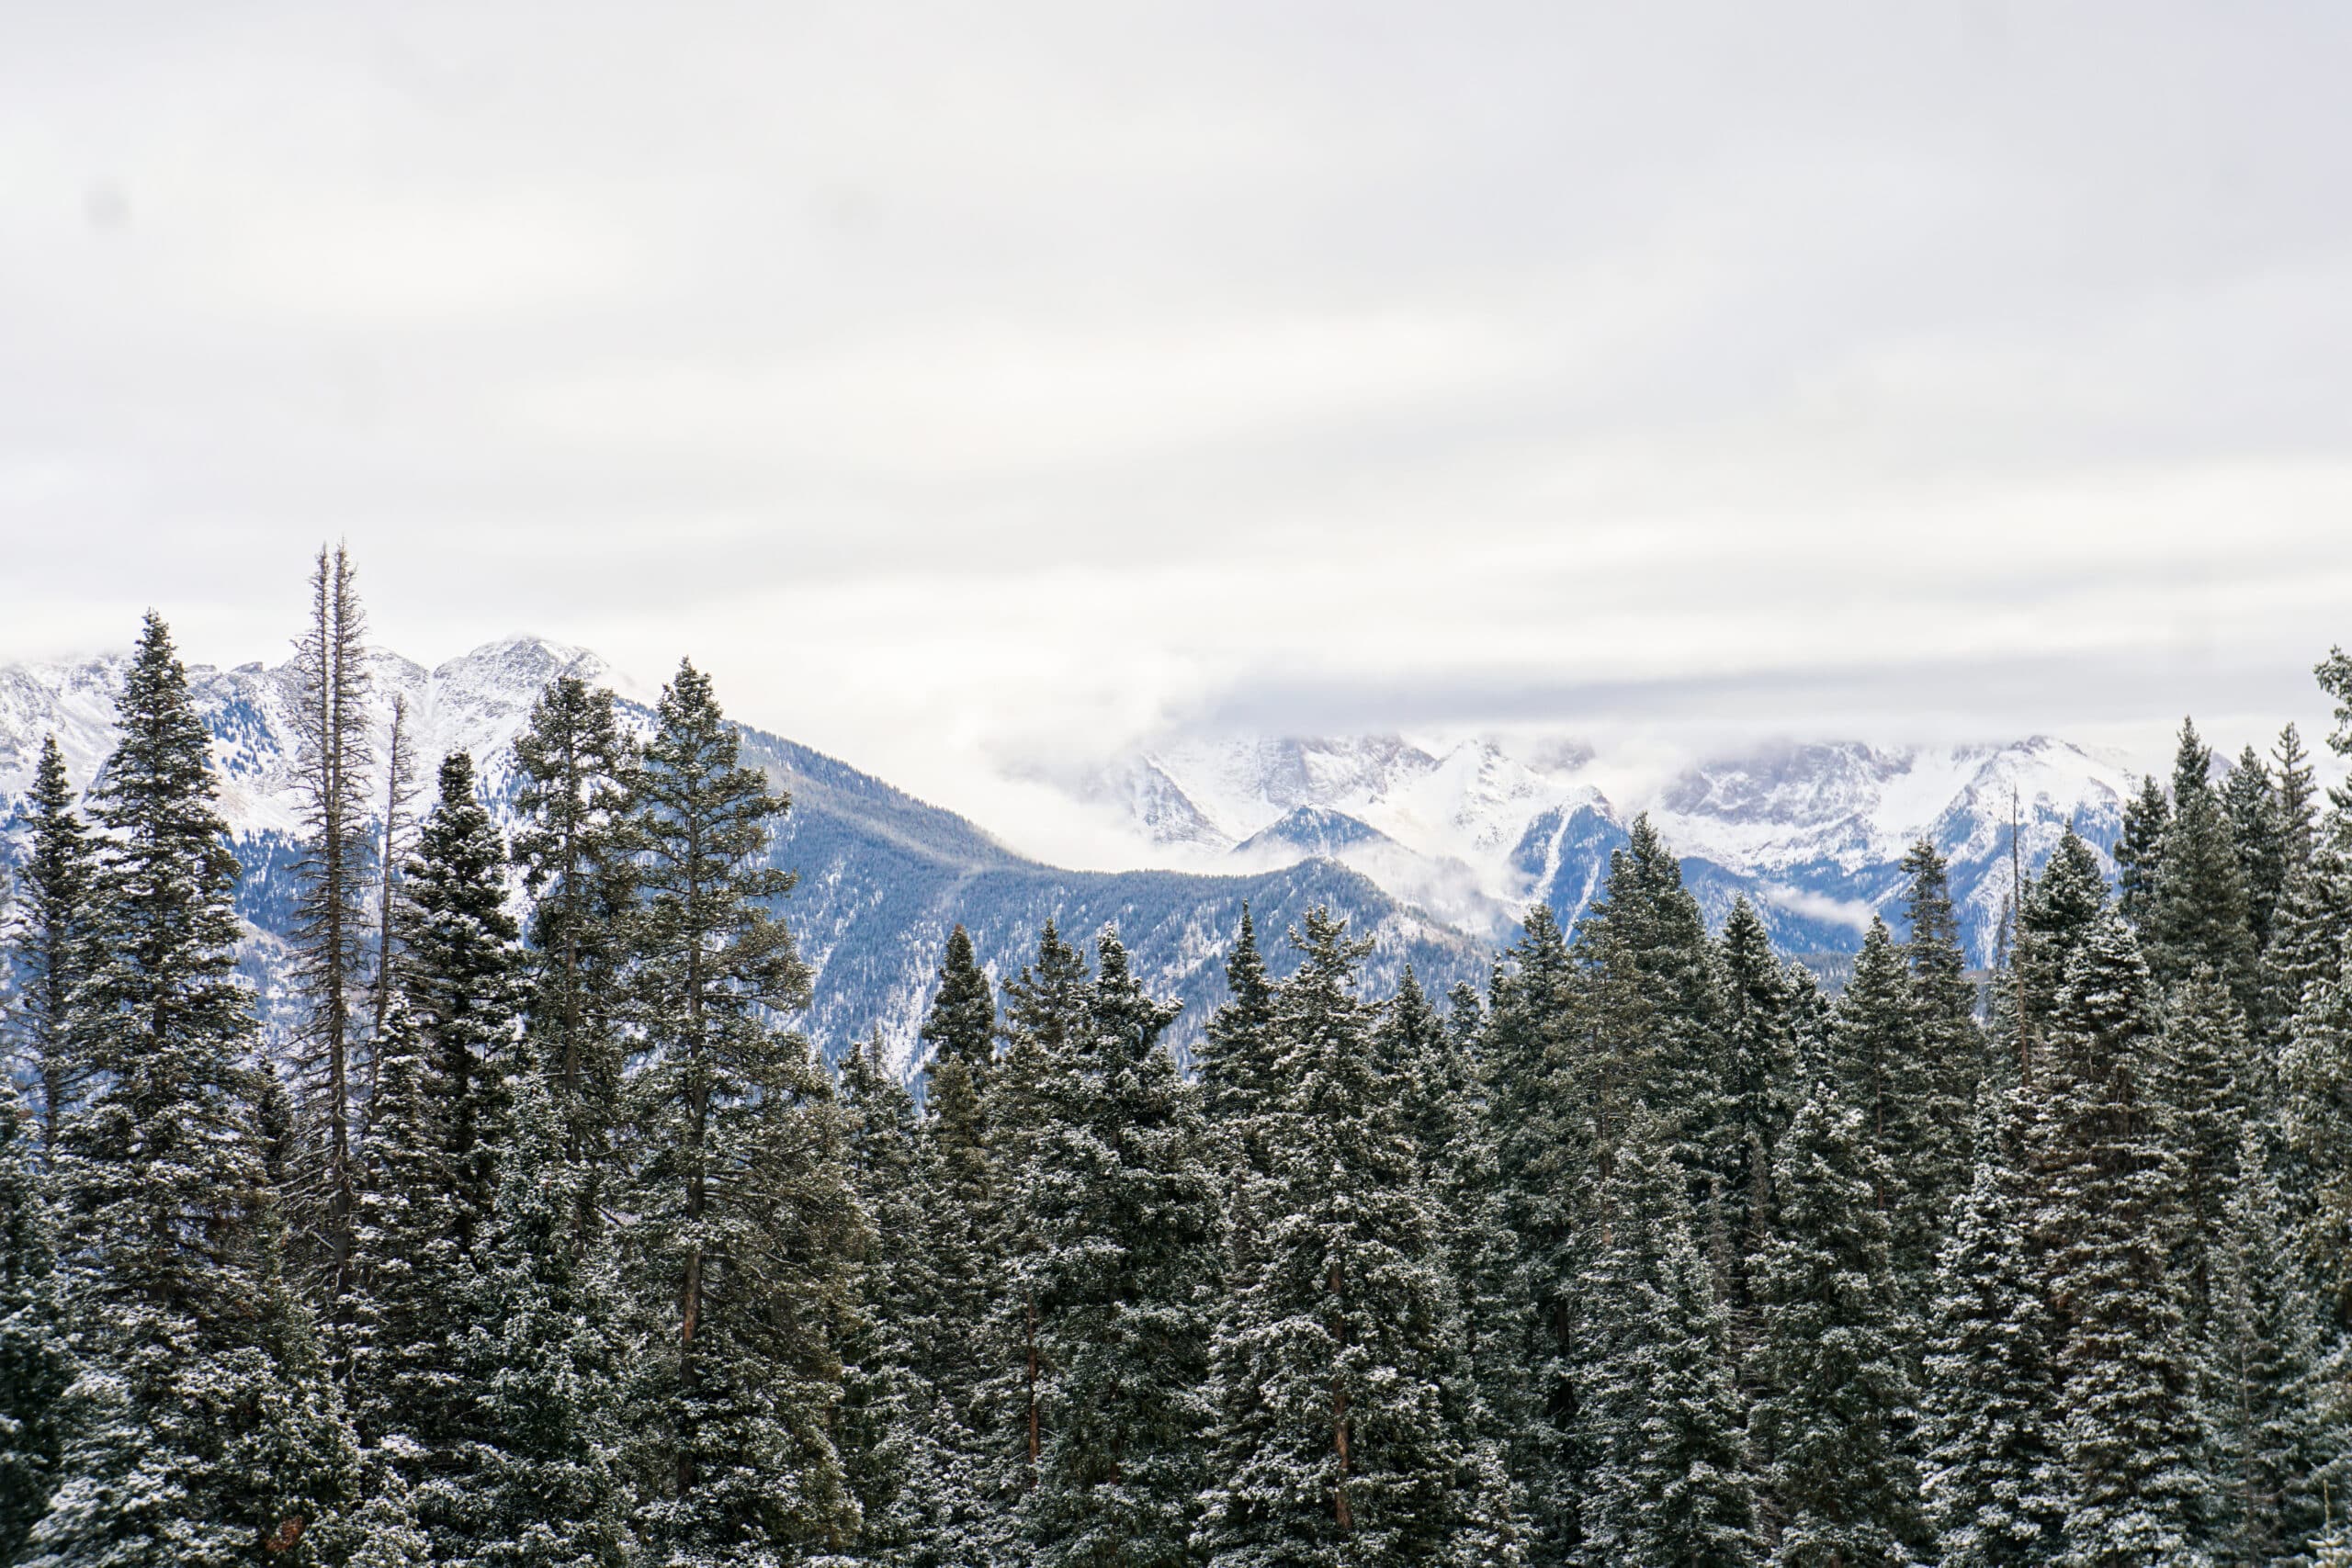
35, 612, 360, 1564
0, 1079, 70, 1557
920, 924, 996, 1082
2116, 775, 2171, 934
2282, 923, 2352, 1325
837, 1029, 954, 1562
1750, 1086, 1925, 1567
2013, 828, 2111, 1079
2262, 807, 2352, 1046
2273, 723, 2318, 869
6, 735, 94, 1154
1828, 918, 1946, 1311
1199, 908, 1514, 1566
1200, 904, 1281, 1134
511, 672, 638, 1205
1478, 905, 1587, 1560
458, 1072, 633, 1568
979, 917, 1091, 1511
1021, 931, 1223, 1567
1577, 815, 1724, 1196
343, 994, 468, 1541
1714, 897, 1803, 1334
1901, 838, 1984, 1211
1920, 1093, 2066, 1566
1578, 1113, 1758, 1566
2032, 913, 2210, 1565
2222, 745, 2290, 960
287, 542, 376, 1304
2150, 719, 2259, 1010
2154, 971, 2253, 1332
619, 660, 861, 1562
1384, 968, 1530, 1465
402, 750, 525, 1261
2201, 1126, 2346, 1565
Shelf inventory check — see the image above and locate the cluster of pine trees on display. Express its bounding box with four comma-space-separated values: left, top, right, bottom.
4, 553, 2352, 1565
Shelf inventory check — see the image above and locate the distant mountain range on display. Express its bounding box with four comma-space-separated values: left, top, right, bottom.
0, 637, 1487, 1072
0, 637, 2141, 1071
1035, 729, 2141, 966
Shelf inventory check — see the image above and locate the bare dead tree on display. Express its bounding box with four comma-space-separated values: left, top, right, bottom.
288, 541, 373, 1302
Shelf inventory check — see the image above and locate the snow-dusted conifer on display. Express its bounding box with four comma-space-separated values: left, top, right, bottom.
1714, 897, 1803, 1332
1200, 908, 1514, 1566
1751, 1086, 1926, 1567
2032, 913, 2210, 1565
0, 1079, 70, 1557
1921, 1090, 2066, 1566
2202, 1126, 2346, 1564
1579, 1112, 1758, 1566
6, 736, 93, 1153
619, 660, 860, 1562
458, 1071, 632, 1568
1021, 931, 1222, 1566
36, 613, 360, 1563
511, 672, 637, 1208
402, 751, 525, 1259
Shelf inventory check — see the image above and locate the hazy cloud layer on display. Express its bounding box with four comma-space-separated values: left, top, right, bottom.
6, 1, 2352, 830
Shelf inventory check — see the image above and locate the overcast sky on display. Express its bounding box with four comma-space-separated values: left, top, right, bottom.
6, 1, 2352, 819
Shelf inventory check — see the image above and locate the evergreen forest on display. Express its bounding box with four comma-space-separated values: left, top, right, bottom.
7, 550, 2352, 1567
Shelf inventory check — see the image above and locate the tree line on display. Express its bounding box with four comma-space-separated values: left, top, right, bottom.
2, 552, 2351, 1565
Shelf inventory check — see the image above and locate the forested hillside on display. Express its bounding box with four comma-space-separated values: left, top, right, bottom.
5, 556, 2351, 1563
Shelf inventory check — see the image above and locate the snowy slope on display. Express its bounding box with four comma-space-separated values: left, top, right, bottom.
1051, 731, 2141, 964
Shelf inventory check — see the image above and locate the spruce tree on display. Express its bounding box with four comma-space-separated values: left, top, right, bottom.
2150, 719, 2258, 1010
2222, 745, 2290, 960
1714, 897, 1802, 1334
511, 672, 638, 1204
287, 542, 375, 1303
6, 736, 93, 1154
2154, 971, 2254, 1332
402, 750, 525, 1261
2201, 1126, 2346, 1565
920, 924, 996, 1081
2115, 775, 2170, 935
2282, 923, 2352, 1325
979, 917, 1091, 1510
1750, 1087, 1925, 1567
1578, 1113, 1757, 1566
2012, 829, 2110, 1079
1920, 1093, 2066, 1566
1828, 918, 1946, 1310
1478, 905, 1586, 1560
458, 1072, 633, 1568
1901, 838, 1984, 1207
1199, 908, 1514, 1566
1021, 931, 1223, 1567
619, 660, 860, 1562
838, 1029, 964, 1562
1384, 968, 1530, 1462
0, 1079, 70, 1557
2272, 723, 2318, 869
343, 994, 464, 1527
35, 612, 360, 1564
2032, 914, 2209, 1565
1576, 815, 1724, 1195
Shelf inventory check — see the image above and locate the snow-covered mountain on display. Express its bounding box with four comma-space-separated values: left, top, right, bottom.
1045, 732, 2143, 964
0, 639, 1487, 1071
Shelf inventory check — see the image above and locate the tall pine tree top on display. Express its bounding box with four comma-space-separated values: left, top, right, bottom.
919, 925, 996, 1081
